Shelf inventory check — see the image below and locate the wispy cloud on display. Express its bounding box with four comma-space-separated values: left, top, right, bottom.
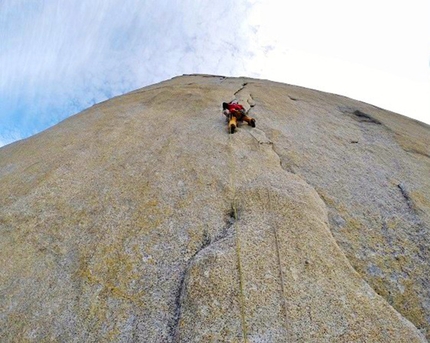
0, 0, 256, 146
246, 0, 430, 123
0, 0, 429, 147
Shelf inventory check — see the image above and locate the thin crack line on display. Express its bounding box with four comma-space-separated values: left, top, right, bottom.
169, 260, 192, 342
266, 189, 289, 335
235, 222, 248, 343
234, 82, 248, 96
228, 133, 248, 343
260, 128, 427, 337
170, 229, 231, 342
402, 149, 430, 159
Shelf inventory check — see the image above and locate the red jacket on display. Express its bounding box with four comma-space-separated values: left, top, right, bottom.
228, 103, 244, 113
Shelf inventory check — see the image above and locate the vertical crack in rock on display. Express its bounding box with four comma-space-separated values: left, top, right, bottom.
169, 225, 234, 342
275, 150, 297, 175
169, 238, 209, 342
246, 94, 256, 114
258, 126, 401, 336
397, 182, 414, 211
261, 126, 427, 336
255, 129, 293, 335
168, 279, 185, 341
264, 189, 290, 335
225, 118, 249, 342
243, 122, 293, 337
265, 137, 297, 175
233, 82, 255, 123
234, 82, 248, 96
234, 222, 248, 343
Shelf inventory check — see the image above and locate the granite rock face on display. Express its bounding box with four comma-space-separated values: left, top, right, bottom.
1, 75, 429, 342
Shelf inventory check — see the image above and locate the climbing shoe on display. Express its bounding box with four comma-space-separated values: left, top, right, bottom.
229, 124, 236, 134
250, 119, 256, 127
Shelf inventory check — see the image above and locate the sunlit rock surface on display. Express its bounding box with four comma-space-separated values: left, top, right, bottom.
1, 75, 429, 342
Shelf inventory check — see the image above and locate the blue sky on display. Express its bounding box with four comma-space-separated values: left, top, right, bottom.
1, 0, 429, 147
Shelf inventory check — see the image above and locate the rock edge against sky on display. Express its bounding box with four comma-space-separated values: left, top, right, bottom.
1, 75, 429, 342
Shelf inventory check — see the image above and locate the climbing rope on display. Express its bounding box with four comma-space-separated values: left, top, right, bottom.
266, 188, 289, 332
227, 133, 248, 343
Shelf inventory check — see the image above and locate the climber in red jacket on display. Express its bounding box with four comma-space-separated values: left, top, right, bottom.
222, 101, 256, 134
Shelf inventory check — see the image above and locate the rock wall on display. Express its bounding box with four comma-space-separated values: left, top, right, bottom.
1, 75, 429, 342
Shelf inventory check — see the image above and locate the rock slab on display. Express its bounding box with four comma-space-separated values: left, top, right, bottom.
1, 75, 429, 342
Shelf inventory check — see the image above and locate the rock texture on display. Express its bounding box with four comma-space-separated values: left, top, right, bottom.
1, 75, 429, 342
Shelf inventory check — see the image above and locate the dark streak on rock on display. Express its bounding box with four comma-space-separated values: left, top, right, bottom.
288, 96, 298, 101
352, 110, 382, 124
397, 183, 414, 211
234, 82, 248, 96
339, 107, 382, 125
169, 249, 206, 341
403, 149, 430, 159
214, 211, 236, 243
201, 228, 211, 249
169, 268, 188, 342
228, 206, 237, 222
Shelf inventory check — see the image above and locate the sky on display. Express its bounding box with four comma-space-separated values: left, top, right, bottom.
1, 0, 429, 147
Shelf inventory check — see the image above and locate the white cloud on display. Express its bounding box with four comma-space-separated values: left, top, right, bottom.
0, 0, 429, 147
0, 0, 257, 145
246, 0, 430, 123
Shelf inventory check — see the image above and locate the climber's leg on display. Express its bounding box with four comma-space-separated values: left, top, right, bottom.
243, 115, 256, 127
229, 116, 237, 134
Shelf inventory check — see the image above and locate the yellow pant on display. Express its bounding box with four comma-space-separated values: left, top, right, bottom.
228, 111, 255, 133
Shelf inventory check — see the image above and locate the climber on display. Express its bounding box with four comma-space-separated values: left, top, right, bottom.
222, 101, 256, 134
